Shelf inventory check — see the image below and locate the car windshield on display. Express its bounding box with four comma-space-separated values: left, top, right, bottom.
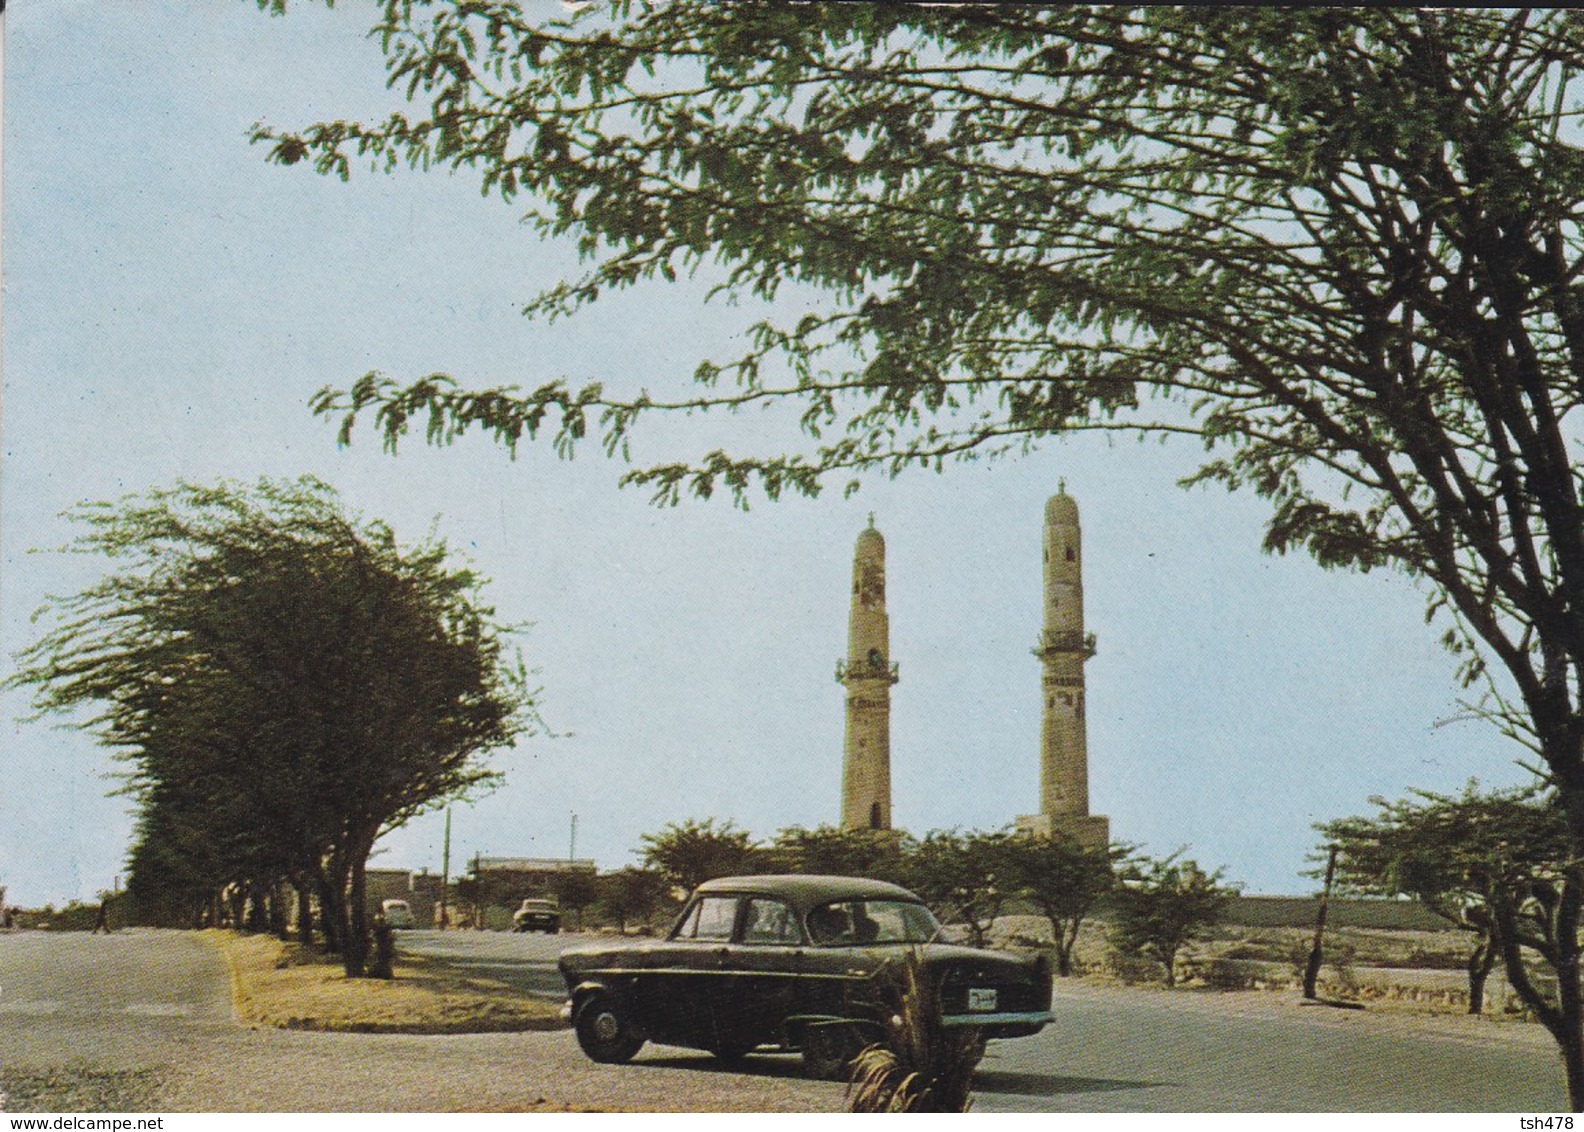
805, 899, 939, 945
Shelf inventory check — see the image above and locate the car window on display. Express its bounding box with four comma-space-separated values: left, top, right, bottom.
807, 899, 939, 945
675, 895, 738, 941
741, 898, 801, 945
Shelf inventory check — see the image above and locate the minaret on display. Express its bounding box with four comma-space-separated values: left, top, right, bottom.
1019, 484, 1110, 848
838, 515, 897, 830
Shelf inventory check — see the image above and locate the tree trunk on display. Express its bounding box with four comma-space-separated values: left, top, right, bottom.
1556, 877, 1584, 1113
341, 834, 377, 978
295, 879, 314, 947
1466, 935, 1496, 1016
1556, 783, 1584, 1111
1491, 874, 1584, 1111
314, 868, 343, 955
1049, 916, 1075, 977
269, 883, 289, 940
246, 883, 268, 934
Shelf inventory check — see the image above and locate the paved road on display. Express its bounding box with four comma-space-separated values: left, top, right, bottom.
0, 928, 1570, 1112
0, 929, 233, 1111
982, 981, 1566, 1112
398, 926, 568, 999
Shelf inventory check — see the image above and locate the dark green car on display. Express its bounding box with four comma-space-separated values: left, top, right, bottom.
558, 874, 1053, 1078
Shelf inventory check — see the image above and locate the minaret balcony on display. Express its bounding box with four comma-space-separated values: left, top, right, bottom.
1032, 630, 1097, 660
836, 658, 901, 685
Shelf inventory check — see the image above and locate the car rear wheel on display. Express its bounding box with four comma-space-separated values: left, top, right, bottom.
801, 1022, 862, 1081
574, 993, 644, 1064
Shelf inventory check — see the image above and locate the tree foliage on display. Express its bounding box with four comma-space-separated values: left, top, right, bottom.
266, 6, 1584, 753
901, 829, 1009, 948
265, 6, 1584, 761
8, 478, 536, 975
1320, 786, 1577, 1024
770, 824, 912, 885
1110, 854, 1236, 987
1000, 833, 1125, 976
638, 817, 761, 894
595, 866, 671, 934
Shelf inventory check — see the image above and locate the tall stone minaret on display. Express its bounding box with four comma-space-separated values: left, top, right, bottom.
1019, 484, 1110, 848
839, 515, 897, 830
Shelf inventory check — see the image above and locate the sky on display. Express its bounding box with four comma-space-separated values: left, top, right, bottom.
0, 2, 1539, 908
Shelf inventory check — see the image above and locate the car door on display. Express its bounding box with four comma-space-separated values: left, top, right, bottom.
646, 893, 740, 1048
710, 896, 804, 1050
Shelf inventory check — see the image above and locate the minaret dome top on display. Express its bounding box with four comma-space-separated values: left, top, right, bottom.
1045, 486, 1078, 525
856, 514, 885, 551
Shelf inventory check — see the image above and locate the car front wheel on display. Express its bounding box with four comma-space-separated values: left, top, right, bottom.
574, 993, 645, 1064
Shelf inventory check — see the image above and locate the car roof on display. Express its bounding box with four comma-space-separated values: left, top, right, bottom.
692, 874, 923, 908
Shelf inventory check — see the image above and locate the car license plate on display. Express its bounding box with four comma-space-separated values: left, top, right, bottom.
967, 988, 998, 1012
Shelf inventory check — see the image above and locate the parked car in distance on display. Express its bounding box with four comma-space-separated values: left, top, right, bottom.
558, 875, 1053, 1078
380, 899, 416, 929
514, 897, 562, 933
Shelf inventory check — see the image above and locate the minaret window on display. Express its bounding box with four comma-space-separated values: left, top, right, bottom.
1065, 546, 1075, 562
869, 802, 882, 830
867, 647, 884, 670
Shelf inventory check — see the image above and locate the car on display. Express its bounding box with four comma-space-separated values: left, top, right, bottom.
380, 899, 416, 929
514, 897, 562, 933
557, 874, 1053, 1078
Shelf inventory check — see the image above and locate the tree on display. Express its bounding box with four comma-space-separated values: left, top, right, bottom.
1001, 833, 1125, 977
771, 824, 912, 885
1320, 786, 1574, 1020
8, 478, 536, 976
549, 869, 601, 931
1110, 855, 1235, 988
595, 867, 671, 934
903, 830, 1008, 948
638, 817, 760, 895
259, 6, 1584, 1100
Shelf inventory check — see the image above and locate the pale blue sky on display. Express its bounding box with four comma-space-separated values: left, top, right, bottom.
0, 3, 1532, 907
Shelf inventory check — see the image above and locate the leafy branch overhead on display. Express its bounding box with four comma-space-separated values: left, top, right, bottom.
265, 5, 1584, 736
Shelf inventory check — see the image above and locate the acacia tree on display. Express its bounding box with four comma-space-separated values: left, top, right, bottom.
771, 824, 913, 885
1001, 833, 1125, 977
595, 866, 670, 934
638, 817, 761, 895
257, 5, 1584, 1099
549, 869, 601, 931
8, 478, 536, 976
903, 829, 1009, 947
1110, 855, 1236, 988
1320, 786, 1575, 1019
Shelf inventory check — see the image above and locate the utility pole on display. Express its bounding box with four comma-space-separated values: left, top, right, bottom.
569, 812, 578, 861
472, 851, 483, 932
438, 807, 452, 931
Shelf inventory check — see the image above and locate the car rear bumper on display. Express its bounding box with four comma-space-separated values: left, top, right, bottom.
939, 1009, 1054, 1028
